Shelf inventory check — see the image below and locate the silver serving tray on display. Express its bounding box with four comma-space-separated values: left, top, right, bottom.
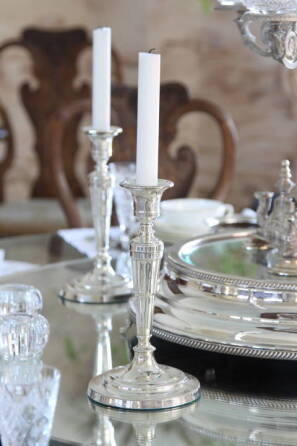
131, 230, 297, 360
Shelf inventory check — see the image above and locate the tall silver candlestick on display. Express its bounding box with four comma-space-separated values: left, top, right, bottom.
61, 126, 132, 303
88, 179, 200, 410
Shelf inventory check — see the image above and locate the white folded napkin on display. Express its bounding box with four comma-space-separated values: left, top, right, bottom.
57, 227, 121, 258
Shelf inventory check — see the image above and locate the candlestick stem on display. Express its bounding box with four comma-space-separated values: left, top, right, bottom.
88, 128, 117, 281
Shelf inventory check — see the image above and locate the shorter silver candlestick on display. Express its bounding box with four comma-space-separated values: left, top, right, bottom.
87, 179, 200, 410
61, 127, 132, 303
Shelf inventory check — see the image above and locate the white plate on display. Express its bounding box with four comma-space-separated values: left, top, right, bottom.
157, 198, 234, 243
155, 218, 211, 244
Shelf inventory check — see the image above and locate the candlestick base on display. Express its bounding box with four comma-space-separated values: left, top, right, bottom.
88, 362, 200, 410
60, 269, 131, 304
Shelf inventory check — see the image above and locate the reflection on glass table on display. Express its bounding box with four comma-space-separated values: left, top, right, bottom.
87, 403, 197, 446
1, 260, 297, 445
0, 233, 85, 266
0, 232, 129, 283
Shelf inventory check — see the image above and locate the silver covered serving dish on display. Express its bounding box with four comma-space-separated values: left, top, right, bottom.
130, 228, 297, 360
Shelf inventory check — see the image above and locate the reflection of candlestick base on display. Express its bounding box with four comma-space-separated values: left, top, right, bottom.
90, 402, 196, 446
60, 269, 131, 304
88, 359, 200, 410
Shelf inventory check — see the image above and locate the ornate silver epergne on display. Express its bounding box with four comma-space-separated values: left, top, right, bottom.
217, 1, 297, 69
237, 11, 297, 69
87, 179, 200, 410
61, 127, 132, 303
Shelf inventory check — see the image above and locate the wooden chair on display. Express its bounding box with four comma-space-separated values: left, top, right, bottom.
0, 105, 14, 202
0, 27, 123, 235
47, 82, 238, 228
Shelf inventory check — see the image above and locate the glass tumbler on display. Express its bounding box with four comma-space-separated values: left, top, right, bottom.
0, 361, 60, 446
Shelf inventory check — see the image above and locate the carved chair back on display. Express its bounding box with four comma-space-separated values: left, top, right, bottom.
0, 105, 14, 202
0, 27, 122, 200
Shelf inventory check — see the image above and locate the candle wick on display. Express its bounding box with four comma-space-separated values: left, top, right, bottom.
148, 48, 157, 54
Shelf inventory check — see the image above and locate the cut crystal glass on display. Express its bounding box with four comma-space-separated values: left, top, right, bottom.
0, 284, 43, 315
0, 363, 60, 446
0, 358, 43, 386
0, 314, 49, 360
243, 0, 297, 13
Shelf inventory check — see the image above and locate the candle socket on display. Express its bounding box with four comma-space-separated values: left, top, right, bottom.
60, 126, 132, 304
87, 179, 200, 410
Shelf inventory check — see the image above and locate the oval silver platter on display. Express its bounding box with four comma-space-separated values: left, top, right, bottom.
131, 230, 297, 360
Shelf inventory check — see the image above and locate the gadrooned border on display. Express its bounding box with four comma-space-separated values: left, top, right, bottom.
151, 325, 297, 361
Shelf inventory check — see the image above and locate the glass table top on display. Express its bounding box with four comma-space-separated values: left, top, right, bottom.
1, 233, 297, 445
0, 233, 85, 266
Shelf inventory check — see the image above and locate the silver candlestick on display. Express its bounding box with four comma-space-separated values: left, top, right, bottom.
87, 179, 200, 410
61, 126, 132, 303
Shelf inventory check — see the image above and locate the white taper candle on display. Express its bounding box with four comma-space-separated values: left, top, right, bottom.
136, 52, 160, 186
92, 27, 111, 131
